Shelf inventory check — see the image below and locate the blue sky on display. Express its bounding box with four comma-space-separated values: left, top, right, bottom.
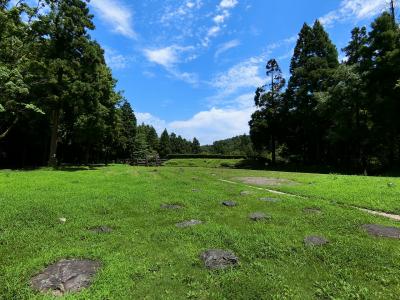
86, 0, 389, 144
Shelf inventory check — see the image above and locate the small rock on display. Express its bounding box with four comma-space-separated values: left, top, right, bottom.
200, 249, 239, 270
304, 236, 329, 246
303, 208, 322, 214
161, 204, 184, 210
59, 218, 67, 224
249, 212, 270, 221
89, 226, 113, 234
260, 197, 280, 203
222, 201, 237, 207
240, 191, 252, 196
31, 259, 101, 296
176, 220, 203, 228
192, 189, 200, 193
362, 224, 400, 239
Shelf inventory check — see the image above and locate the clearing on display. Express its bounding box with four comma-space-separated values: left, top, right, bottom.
0, 162, 400, 299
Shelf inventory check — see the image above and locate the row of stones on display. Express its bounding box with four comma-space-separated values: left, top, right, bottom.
30, 192, 400, 296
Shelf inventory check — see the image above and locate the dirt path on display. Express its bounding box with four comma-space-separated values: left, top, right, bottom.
218, 178, 400, 222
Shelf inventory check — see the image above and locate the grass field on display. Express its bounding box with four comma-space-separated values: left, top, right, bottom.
1, 163, 400, 299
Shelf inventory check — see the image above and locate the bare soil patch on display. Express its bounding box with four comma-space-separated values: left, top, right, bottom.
234, 177, 298, 186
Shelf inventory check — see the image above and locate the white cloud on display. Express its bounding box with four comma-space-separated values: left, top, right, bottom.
104, 47, 132, 70
91, 0, 136, 38
136, 112, 167, 133
169, 106, 252, 144
143, 45, 199, 85
211, 56, 264, 96
219, 0, 239, 9
320, 0, 387, 26
144, 46, 180, 68
215, 39, 240, 58
202, 0, 239, 47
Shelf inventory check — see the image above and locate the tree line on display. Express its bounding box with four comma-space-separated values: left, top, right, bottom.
0, 0, 200, 168
250, 9, 400, 173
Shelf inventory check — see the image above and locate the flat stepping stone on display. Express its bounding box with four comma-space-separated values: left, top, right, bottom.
89, 226, 113, 234
260, 197, 280, 203
362, 224, 400, 239
176, 220, 203, 228
240, 191, 252, 196
303, 208, 322, 214
31, 259, 101, 296
161, 204, 184, 210
249, 212, 270, 221
304, 236, 329, 246
192, 189, 200, 192
222, 201, 237, 207
200, 249, 239, 270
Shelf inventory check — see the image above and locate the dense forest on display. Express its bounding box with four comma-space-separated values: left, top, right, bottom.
0, 0, 200, 168
250, 9, 400, 173
201, 135, 255, 157
1, 1, 399, 172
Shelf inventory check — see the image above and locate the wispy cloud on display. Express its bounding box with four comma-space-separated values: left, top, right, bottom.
91, 0, 136, 38
214, 39, 240, 58
320, 0, 387, 27
143, 45, 199, 85
202, 0, 239, 47
104, 47, 133, 70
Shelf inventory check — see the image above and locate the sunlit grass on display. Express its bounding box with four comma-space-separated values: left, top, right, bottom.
0, 165, 399, 299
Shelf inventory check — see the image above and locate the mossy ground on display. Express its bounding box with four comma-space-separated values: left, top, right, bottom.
0, 164, 399, 299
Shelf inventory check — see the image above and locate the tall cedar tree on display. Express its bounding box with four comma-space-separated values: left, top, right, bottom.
250, 59, 285, 164
286, 21, 338, 163
159, 129, 171, 158
364, 12, 400, 165
31, 0, 95, 166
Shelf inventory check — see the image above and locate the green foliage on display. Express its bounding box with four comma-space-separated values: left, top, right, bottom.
202, 135, 255, 157
249, 12, 400, 172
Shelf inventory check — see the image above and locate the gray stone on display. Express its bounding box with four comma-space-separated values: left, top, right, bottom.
303, 207, 322, 214
200, 249, 239, 270
304, 236, 329, 246
249, 212, 270, 221
161, 204, 184, 210
89, 226, 113, 234
222, 201, 237, 207
192, 189, 200, 193
240, 191, 252, 196
31, 259, 101, 296
362, 224, 400, 239
176, 219, 203, 228
260, 197, 280, 203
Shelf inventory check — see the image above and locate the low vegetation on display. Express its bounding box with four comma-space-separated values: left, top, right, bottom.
1, 164, 399, 299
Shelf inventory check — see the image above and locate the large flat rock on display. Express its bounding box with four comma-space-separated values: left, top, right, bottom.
200, 249, 239, 270
362, 224, 400, 239
31, 259, 101, 296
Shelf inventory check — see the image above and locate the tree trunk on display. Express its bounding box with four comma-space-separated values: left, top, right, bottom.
0, 116, 19, 141
48, 109, 60, 167
271, 135, 276, 165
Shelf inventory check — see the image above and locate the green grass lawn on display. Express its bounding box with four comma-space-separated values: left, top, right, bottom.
164, 158, 243, 168
0, 165, 400, 299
